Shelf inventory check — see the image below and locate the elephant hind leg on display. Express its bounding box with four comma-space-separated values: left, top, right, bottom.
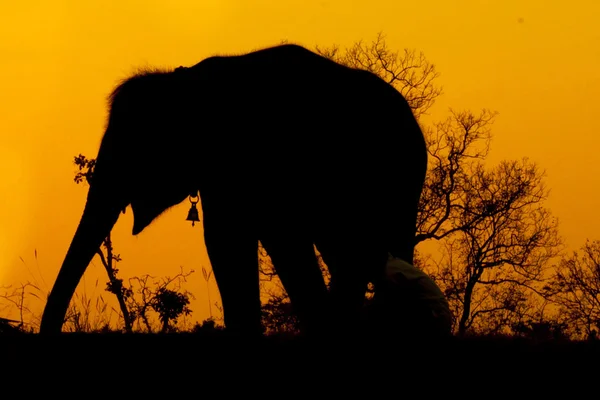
316, 235, 388, 334
260, 235, 330, 336
203, 217, 262, 337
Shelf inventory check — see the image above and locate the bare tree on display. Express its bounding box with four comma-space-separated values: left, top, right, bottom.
427, 159, 562, 336
416, 109, 497, 245
545, 240, 600, 340
124, 267, 195, 333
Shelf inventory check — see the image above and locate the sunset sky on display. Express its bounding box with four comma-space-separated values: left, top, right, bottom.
1, 1, 599, 327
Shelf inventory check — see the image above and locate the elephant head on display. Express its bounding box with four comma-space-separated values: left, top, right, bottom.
40, 67, 203, 333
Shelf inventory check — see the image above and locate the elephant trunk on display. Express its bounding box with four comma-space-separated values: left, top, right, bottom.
39, 190, 123, 334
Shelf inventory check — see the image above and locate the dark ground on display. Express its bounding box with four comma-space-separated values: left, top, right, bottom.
2, 330, 599, 392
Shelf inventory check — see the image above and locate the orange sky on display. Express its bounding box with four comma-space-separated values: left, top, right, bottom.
1, 1, 599, 327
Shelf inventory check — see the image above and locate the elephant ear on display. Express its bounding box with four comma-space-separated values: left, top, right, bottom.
129, 184, 192, 235
129, 181, 165, 235
130, 197, 156, 235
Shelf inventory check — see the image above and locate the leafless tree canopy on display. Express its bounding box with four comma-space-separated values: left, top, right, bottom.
545, 240, 600, 340
315, 32, 442, 119
427, 159, 562, 335
416, 109, 496, 244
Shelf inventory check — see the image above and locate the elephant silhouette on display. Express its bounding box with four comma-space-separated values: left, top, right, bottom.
39, 44, 428, 336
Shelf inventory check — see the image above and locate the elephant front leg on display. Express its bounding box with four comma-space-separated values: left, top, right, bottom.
203, 213, 262, 337
316, 234, 387, 334
260, 235, 331, 336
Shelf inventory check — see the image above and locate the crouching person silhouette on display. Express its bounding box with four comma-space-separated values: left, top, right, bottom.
367, 254, 453, 340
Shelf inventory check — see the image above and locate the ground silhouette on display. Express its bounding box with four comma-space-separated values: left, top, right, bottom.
3, 327, 599, 391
